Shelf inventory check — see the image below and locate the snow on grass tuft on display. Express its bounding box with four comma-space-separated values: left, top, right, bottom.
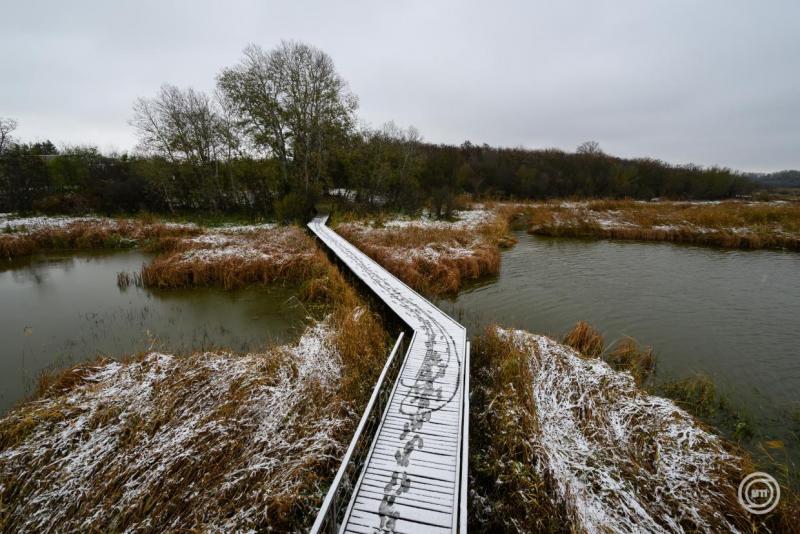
378, 209, 495, 230
0, 215, 201, 258
177, 225, 307, 264
141, 225, 317, 289
0, 214, 198, 235
0, 214, 102, 233
0, 319, 346, 532
498, 327, 750, 533
335, 209, 506, 295
515, 199, 800, 250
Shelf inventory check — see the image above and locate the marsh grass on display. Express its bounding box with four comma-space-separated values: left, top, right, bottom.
469, 327, 568, 533
336, 213, 508, 296
562, 320, 604, 358
0, 238, 389, 532
522, 199, 800, 250
472, 326, 775, 532
116, 270, 144, 289
559, 322, 800, 531
606, 337, 655, 387
0, 219, 201, 259
140, 226, 316, 290
659, 373, 726, 418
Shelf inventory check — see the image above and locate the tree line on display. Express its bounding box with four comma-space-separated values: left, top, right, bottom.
0, 41, 756, 220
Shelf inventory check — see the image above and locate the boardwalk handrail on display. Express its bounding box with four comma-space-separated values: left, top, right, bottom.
458, 341, 471, 532
310, 331, 406, 534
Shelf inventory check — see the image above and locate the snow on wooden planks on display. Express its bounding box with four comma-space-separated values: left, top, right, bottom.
308, 216, 467, 534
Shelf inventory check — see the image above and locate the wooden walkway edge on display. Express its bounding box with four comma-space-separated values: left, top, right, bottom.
308, 216, 468, 534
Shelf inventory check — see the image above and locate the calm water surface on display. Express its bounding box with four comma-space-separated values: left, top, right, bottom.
440, 232, 800, 464
0, 250, 306, 413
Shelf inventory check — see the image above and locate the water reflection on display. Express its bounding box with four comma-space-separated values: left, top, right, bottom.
0, 250, 307, 413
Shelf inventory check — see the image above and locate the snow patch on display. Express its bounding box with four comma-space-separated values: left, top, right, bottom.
499, 328, 744, 533
379, 209, 495, 230
0, 319, 344, 532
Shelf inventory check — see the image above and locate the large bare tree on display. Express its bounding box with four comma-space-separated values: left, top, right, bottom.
0, 117, 18, 155
131, 85, 223, 165
217, 41, 357, 191
131, 85, 245, 212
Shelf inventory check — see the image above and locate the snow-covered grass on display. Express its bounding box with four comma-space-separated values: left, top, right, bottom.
0, 214, 102, 233
0, 322, 344, 532
375, 209, 495, 230
335, 209, 510, 295
500, 199, 800, 251
0, 215, 200, 258
0, 247, 389, 532
470, 326, 767, 533
141, 225, 317, 290
510, 329, 749, 532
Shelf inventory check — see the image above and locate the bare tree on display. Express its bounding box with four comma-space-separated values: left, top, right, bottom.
131, 85, 222, 165
217, 41, 357, 191
577, 140, 603, 155
131, 85, 235, 212
0, 117, 18, 154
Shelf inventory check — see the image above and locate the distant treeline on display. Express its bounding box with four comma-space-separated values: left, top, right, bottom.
748, 170, 800, 189
0, 138, 756, 218
0, 41, 759, 220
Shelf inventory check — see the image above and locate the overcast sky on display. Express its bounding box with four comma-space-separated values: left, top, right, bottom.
2, 0, 798, 172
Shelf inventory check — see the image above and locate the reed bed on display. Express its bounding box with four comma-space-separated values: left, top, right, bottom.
115, 270, 143, 289
0, 239, 389, 532
471, 325, 773, 533
0, 215, 201, 259
335, 209, 510, 296
141, 225, 316, 290
517, 199, 800, 250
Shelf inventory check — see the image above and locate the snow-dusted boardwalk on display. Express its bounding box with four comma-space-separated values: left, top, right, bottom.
308, 216, 469, 534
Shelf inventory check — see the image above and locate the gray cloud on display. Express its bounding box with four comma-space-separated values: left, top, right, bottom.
2, 0, 798, 171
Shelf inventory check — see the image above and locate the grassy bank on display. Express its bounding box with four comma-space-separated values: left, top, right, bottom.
497, 200, 800, 251
0, 214, 201, 259
140, 224, 317, 290
470, 323, 799, 533
335, 209, 512, 296
0, 236, 390, 531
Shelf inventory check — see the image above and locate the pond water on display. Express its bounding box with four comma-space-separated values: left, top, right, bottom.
440, 232, 800, 468
0, 250, 307, 414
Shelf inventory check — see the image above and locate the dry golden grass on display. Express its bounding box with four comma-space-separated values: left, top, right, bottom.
470, 326, 800, 532
520, 199, 800, 250
562, 320, 604, 358
0, 238, 389, 532
469, 327, 568, 533
0, 219, 201, 258
563, 322, 658, 388
559, 322, 800, 531
335, 213, 509, 296
141, 226, 316, 290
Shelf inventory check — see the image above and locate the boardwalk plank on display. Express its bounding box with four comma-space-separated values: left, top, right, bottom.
307, 216, 466, 534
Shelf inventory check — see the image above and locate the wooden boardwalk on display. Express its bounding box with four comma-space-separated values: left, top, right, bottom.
308, 216, 468, 533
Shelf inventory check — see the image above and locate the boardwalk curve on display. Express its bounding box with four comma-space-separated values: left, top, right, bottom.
309, 216, 468, 534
